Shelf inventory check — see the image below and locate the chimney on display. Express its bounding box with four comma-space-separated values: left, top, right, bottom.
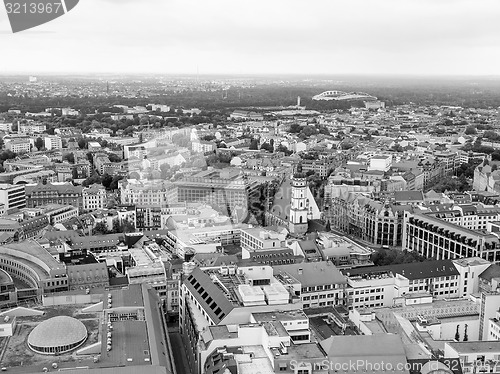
298, 268, 303, 275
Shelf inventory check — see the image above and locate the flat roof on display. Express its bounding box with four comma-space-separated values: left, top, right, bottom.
253, 310, 308, 322
447, 341, 500, 353
274, 261, 347, 287
281, 342, 326, 360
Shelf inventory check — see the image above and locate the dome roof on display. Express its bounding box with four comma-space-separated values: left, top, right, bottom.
28, 316, 87, 349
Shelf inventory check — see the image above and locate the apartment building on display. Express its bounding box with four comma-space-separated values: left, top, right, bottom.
82, 184, 106, 212
6, 139, 31, 153
44, 135, 62, 151
119, 178, 177, 206
18, 122, 46, 134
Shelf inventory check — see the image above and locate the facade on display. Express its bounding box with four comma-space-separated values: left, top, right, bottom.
6, 139, 31, 153
453, 257, 492, 298
326, 192, 406, 247
119, 179, 177, 206
474, 163, 500, 193
175, 169, 259, 217
25, 182, 83, 210
82, 184, 106, 212
135, 206, 162, 230
423, 204, 500, 231
44, 135, 62, 151
18, 122, 46, 134
274, 261, 347, 308
301, 159, 333, 178
403, 211, 500, 263
0, 241, 69, 300
164, 224, 250, 260
445, 341, 500, 373
0, 184, 26, 213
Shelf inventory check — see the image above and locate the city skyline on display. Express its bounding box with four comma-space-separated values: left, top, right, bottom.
0, 0, 499, 76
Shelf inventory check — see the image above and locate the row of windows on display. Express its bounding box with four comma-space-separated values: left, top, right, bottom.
354, 295, 382, 303
303, 293, 339, 301
303, 300, 336, 308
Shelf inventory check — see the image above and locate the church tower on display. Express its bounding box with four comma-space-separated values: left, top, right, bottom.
289, 163, 309, 235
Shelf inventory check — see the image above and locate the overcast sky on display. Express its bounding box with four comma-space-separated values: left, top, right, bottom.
0, 0, 499, 76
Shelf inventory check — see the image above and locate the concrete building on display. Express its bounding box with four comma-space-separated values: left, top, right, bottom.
180, 264, 304, 374
44, 135, 62, 150
274, 261, 347, 308
18, 122, 46, 134
445, 341, 500, 373
403, 211, 500, 263
453, 257, 492, 298
0, 184, 26, 213
6, 138, 31, 153
369, 155, 393, 172
174, 169, 260, 219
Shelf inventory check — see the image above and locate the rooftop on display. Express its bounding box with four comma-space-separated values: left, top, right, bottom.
273, 261, 347, 287
343, 260, 460, 281
447, 341, 500, 353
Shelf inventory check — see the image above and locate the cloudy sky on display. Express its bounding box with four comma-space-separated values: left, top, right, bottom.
0, 0, 499, 76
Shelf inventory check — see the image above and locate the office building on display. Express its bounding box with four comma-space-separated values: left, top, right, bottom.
403, 211, 500, 263
0, 184, 26, 213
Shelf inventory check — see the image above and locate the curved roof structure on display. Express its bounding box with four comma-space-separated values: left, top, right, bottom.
312, 90, 378, 101
28, 316, 87, 353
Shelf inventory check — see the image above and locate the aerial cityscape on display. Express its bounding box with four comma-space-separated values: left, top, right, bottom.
1, 1, 500, 374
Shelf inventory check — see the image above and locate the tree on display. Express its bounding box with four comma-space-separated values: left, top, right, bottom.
35, 137, 44, 151
112, 218, 121, 233
109, 175, 124, 190
260, 142, 273, 152
101, 173, 113, 189
72, 167, 79, 180
63, 153, 75, 164
463, 324, 468, 341
249, 139, 259, 150
465, 126, 477, 135
92, 221, 108, 235
82, 173, 102, 187
78, 138, 87, 149
455, 325, 460, 341
108, 153, 121, 163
